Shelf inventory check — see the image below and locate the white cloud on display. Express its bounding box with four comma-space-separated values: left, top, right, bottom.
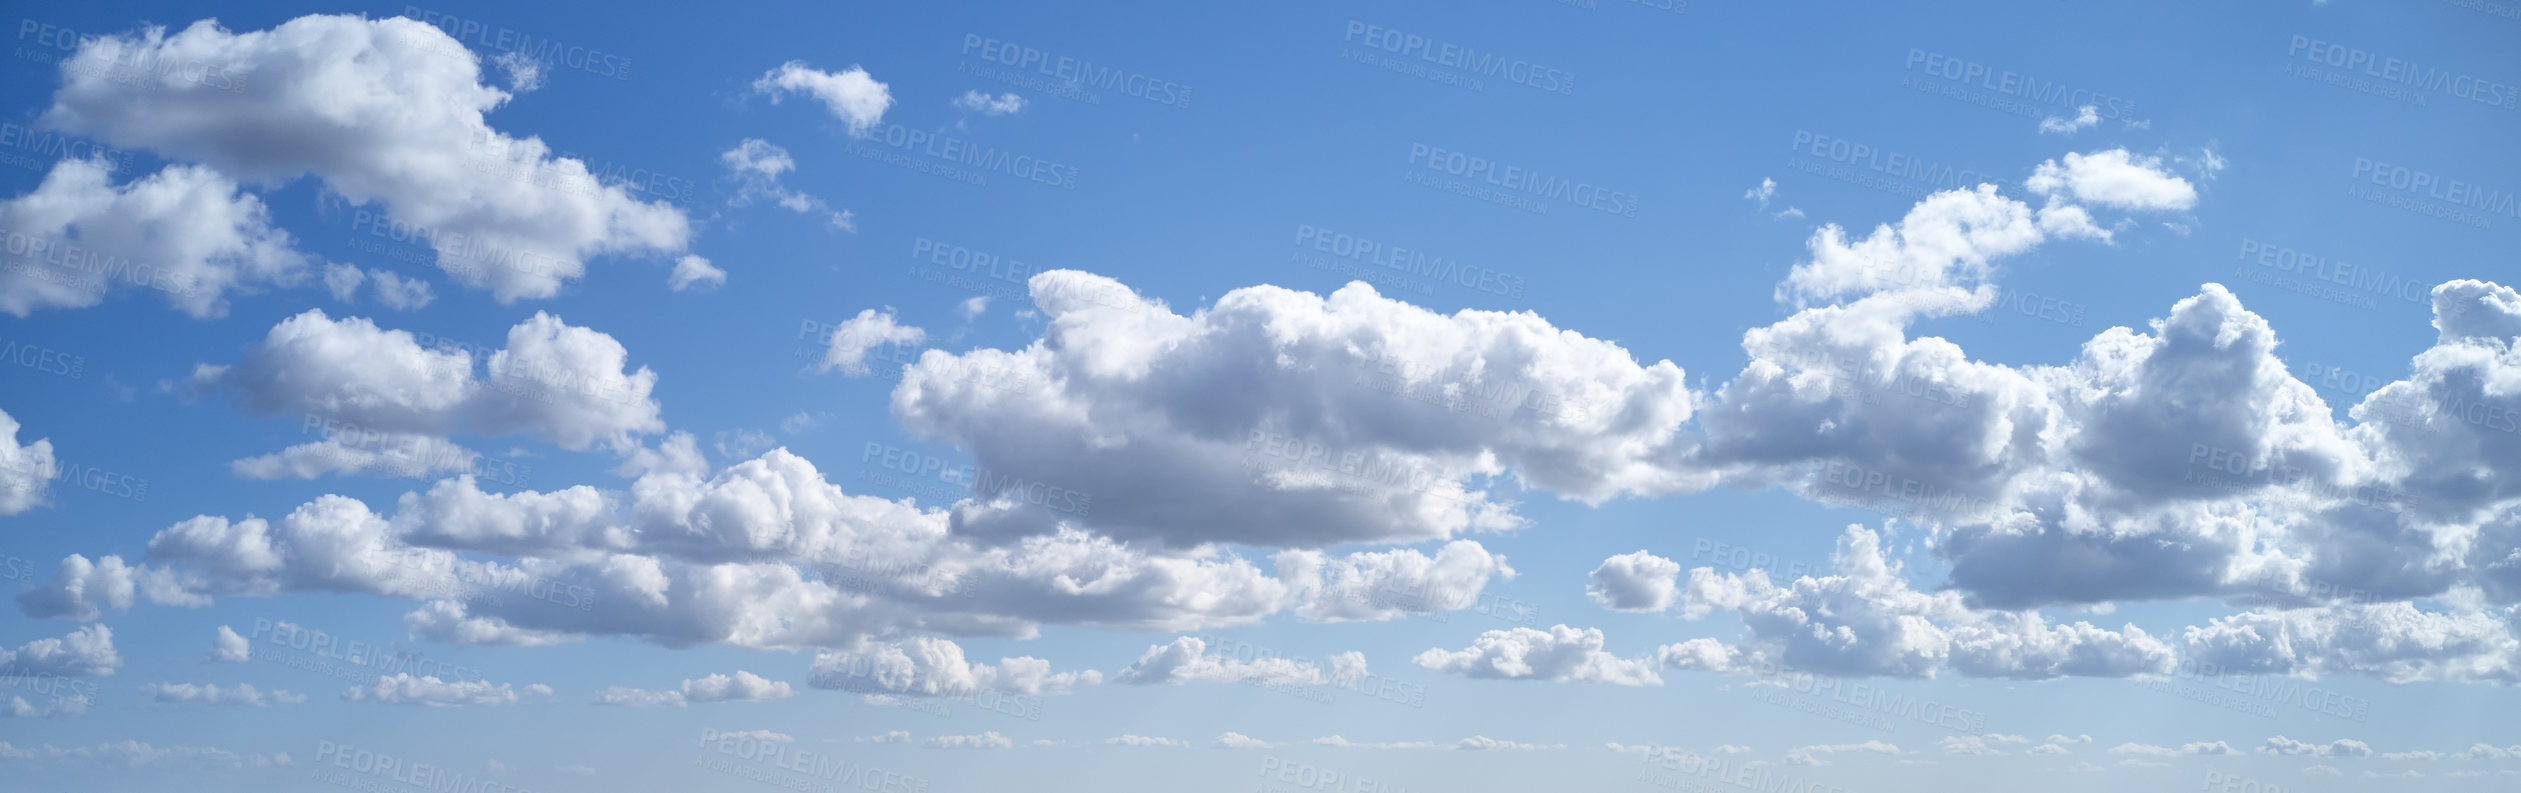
754, 62, 892, 137
342, 674, 553, 706
1277, 540, 1516, 621
0, 407, 58, 515
1414, 624, 1662, 686
41, 15, 691, 302
719, 139, 852, 230
2037, 105, 2100, 134
2259, 737, 2373, 757
1213, 732, 1273, 749
2024, 149, 2198, 211
811, 636, 1099, 696
924, 732, 1012, 750
1744, 178, 1778, 207
0, 625, 122, 677
1662, 526, 2174, 680
1588, 550, 1681, 612
195, 309, 663, 452
491, 51, 544, 93
210, 625, 249, 662
952, 91, 1025, 116
1116, 637, 1334, 687
1105, 735, 1187, 747
819, 308, 925, 376
669, 255, 726, 293
0, 158, 306, 317
595, 670, 795, 706
146, 683, 303, 706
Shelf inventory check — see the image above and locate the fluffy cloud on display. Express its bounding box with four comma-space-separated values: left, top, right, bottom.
1277, 540, 1516, 621
194, 309, 663, 452
1662, 526, 2173, 679
1214, 732, 1273, 749
0, 625, 122, 677
41, 15, 691, 301
754, 62, 892, 136
2109, 741, 2237, 757
343, 674, 553, 706
145, 683, 304, 706
1588, 550, 1682, 612
1105, 735, 1187, 747
669, 255, 726, 293
2259, 737, 2373, 757
0, 158, 306, 317
0, 407, 56, 515
820, 309, 925, 376
210, 625, 249, 662
1414, 624, 1662, 686
894, 269, 1699, 549
811, 636, 1099, 696
1116, 637, 1334, 687
2025, 149, 2198, 211
596, 670, 795, 706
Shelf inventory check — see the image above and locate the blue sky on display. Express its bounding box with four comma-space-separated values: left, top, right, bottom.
0, 0, 2517, 791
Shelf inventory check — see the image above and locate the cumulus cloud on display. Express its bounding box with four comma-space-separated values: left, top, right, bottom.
1414, 624, 1662, 686
2259, 737, 2373, 757
1660, 526, 2174, 680
193, 309, 663, 452
0, 625, 122, 677
343, 674, 553, 706
669, 255, 726, 293
596, 670, 795, 706
41, 15, 692, 301
1588, 550, 1681, 612
753, 62, 892, 137
323, 264, 433, 310
0, 158, 307, 317
1277, 540, 1516, 621
1214, 732, 1274, 749
895, 269, 1700, 549
2024, 149, 2198, 211
1116, 637, 1336, 687
811, 636, 1099, 696
820, 309, 926, 376
210, 625, 249, 662
0, 408, 59, 515
2109, 741, 2237, 757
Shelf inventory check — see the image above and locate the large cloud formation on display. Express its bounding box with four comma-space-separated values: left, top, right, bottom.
37, 15, 691, 301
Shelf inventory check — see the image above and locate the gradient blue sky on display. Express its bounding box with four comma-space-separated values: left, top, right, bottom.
0, 1, 2517, 791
